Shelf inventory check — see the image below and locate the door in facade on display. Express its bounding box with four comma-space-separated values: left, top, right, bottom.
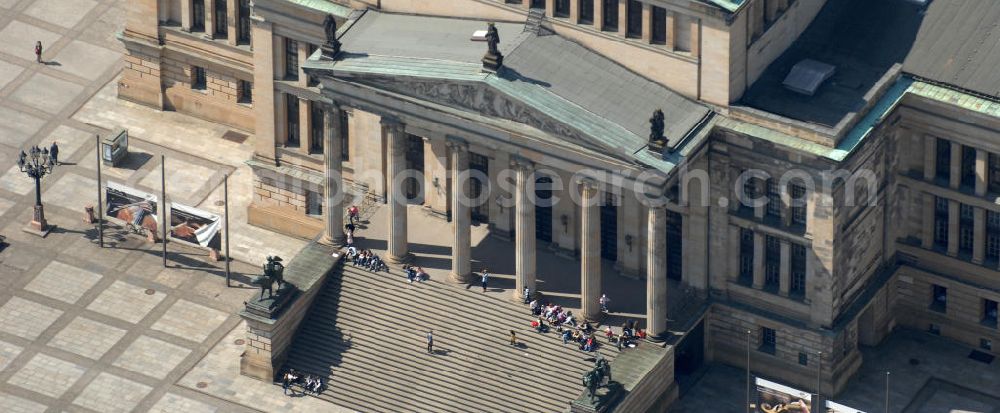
535, 176, 553, 243
600, 192, 617, 261
404, 135, 424, 202
675, 319, 705, 379
470, 152, 489, 223
530, 0, 545, 8
666, 210, 683, 281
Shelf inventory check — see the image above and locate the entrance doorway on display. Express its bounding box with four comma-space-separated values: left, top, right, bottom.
674, 319, 705, 390
600, 192, 617, 261
470, 153, 490, 223
535, 176, 553, 243
530, 0, 545, 8
404, 134, 424, 202
667, 210, 683, 281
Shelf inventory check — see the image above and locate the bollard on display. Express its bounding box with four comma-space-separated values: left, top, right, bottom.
209, 248, 221, 261
84, 205, 96, 224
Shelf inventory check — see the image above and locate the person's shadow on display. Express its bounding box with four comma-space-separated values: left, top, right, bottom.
431, 348, 452, 356
42, 61, 61, 66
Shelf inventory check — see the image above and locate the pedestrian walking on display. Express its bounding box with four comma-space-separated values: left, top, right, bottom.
480, 269, 489, 292
348, 205, 359, 224
509, 330, 517, 346
522, 287, 531, 304
426, 330, 433, 354
344, 222, 355, 245
49, 141, 59, 165
34, 41, 42, 63
599, 294, 610, 313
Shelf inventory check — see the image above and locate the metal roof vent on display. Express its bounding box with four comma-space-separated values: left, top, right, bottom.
782, 59, 836, 96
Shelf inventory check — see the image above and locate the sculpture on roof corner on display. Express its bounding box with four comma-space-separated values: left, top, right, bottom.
648, 108, 669, 153
321, 14, 341, 59
482, 22, 504, 72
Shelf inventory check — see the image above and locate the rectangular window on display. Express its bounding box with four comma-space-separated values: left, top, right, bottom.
760, 327, 776, 354
626, 0, 643, 38
286, 94, 299, 147
764, 235, 780, 289
931, 284, 947, 313
651, 6, 667, 44
961, 145, 976, 188
284, 38, 299, 81
192, 0, 205, 32
214, 0, 227, 38
935, 138, 951, 182
790, 244, 806, 296
934, 197, 949, 248
340, 109, 350, 161
579, 0, 594, 24
984, 299, 998, 328
741, 173, 757, 210
982, 338, 993, 351
602, 0, 618, 31
310, 102, 324, 154
990, 153, 1000, 194
798, 352, 808, 366
959, 204, 974, 254
305, 190, 322, 216
766, 180, 781, 218
237, 80, 252, 104
790, 184, 807, 225
191, 66, 206, 90
554, 0, 570, 17
307, 44, 319, 86
674, 13, 692, 53
739, 228, 754, 283
237, 0, 251, 44
987, 211, 1000, 261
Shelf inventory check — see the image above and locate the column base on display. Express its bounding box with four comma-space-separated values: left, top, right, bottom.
319, 234, 346, 248
386, 252, 413, 264
582, 310, 604, 324
448, 271, 472, 284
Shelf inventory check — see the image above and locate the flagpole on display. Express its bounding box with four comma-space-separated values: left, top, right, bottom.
746, 329, 751, 413
95, 135, 103, 248
161, 155, 167, 267
224, 173, 230, 287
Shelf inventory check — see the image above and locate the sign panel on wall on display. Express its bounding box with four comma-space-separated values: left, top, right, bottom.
825, 400, 865, 413
755, 377, 813, 413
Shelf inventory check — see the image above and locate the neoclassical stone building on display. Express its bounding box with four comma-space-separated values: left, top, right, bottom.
120, 0, 1000, 408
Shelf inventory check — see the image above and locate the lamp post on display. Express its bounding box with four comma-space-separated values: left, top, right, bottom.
18, 146, 56, 235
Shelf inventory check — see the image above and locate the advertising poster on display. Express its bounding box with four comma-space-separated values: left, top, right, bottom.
168, 203, 222, 249
105, 182, 159, 234
756, 377, 813, 413
826, 400, 865, 413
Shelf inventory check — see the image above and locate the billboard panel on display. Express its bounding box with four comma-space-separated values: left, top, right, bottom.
168, 203, 222, 249
755, 377, 813, 413
105, 182, 158, 234
826, 400, 865, 413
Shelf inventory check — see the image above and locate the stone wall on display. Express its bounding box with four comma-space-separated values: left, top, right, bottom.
119, 44, 164, 109
160, 52, 255, 132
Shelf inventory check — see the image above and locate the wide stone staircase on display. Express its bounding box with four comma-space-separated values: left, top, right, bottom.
283, 261, 621, 413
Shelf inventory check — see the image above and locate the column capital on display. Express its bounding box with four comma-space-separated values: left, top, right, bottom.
510, 155, 534, 170
445, 136, 469, 151
380, 115, 405, 130
578, 177, 599, 192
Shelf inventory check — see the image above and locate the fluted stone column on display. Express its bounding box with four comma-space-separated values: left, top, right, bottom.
921, 193, 935, 248
976, 149, 987, 196
647, 206, 668, 338
949, 142, 961, 189
779, 239, 791, 296
581, 180, 602, 321
449, 139, 472, 283
384, 117, 410, 263
923, 135, 936, 180
752, 232, 765, 288
974, 207, 985, 264
947, 200, 959, 257
321, 104, 345, 246
513, 157, 536, 301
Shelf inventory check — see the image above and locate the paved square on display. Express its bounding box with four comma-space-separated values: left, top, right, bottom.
72, 372, 152, 413
7, 353, 86, 398
23, 0, 99, 29
51, 40, 120, 81
0, 106, 46, 149
0, 165, 35, 195
151, 299, 228, 342
0, 297, 63, 340
0, 60, 24, 90
140, 157, 216, 203
0, 21, 61, 61
904, 378, 1000, 413
0, 0, 21, 9
41, 172, 98, 211
86, 280, 165, 323
0, 392, 48, 413
0, 339, 23, 372
0, 197, 15, 219
112, 335, 190, 379
47, 316, 126, 360
45, 124, 94, 161
149, 392, 219, 413
9, 73, 86, 114
24, 260, 102, 304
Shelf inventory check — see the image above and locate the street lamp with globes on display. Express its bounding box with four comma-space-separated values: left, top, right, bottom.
17, 145, 56, 235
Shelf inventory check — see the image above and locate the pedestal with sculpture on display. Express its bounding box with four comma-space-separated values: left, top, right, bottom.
239, 243, 343, 382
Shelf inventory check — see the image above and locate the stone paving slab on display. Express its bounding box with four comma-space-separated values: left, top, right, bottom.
0, 21, 61, 61
0, 340, 23, 372
0, 297, 64, 340
7, 353, 86, 398
0, 164, 35, 196
139, 157, 217, 205
41, 172, 98, 211
8, 73, 86, 114
47, 316, 126, 360
0, 106, 45, 149
45, 124, 94, 162
151, 299, 229, 343
149, 392, 219, 413
0, 197, 15, 219
23, 0, 99, 29
0, 59, 23, 89
50, 40, 119, 81
86, 280, 166, 323
112, 335, 191, 379
24, 260, 102, 304
0, 392, 48, 413
72, 372, 152, 413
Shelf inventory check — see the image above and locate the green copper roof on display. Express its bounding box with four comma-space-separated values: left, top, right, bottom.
908, 81, 1000, 119
702, 0, 744, 13
287, 0, 352, 17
